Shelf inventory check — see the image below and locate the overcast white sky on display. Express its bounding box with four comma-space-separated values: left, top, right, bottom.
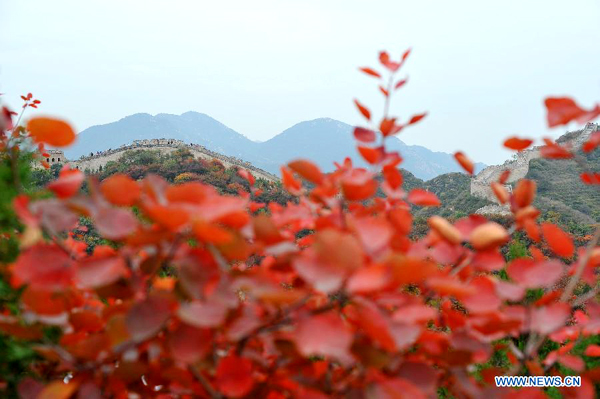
1, 0, 599, 164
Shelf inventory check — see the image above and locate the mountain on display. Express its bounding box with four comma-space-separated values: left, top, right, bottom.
67, 113, 485, 180
526, 148, 599, 227
418, 123, 599, 234
255, 118, 486, 180
66, 111, 261, 160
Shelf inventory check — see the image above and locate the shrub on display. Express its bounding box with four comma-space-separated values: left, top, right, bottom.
0, 54, 599, 398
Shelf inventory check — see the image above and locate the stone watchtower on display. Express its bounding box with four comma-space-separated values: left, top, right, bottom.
45, 149, 66, 166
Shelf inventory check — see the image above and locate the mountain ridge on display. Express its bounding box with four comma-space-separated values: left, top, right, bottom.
66, 112, 485, 180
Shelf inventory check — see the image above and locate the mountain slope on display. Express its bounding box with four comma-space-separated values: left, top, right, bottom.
252, 118, 486, 180
66, 112, 262, 161
526, 149, 599, 227
67, 113, 485, 180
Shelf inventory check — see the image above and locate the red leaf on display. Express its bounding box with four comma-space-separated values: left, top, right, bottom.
37, 380, 79, 399
368, 377, 427, 399
70, 311, 103, 333
401, 48, 411, 62
513, 179, 536, 208
94, 207, 137, 240
394, 78, 408, 90
354, 99, 371, 121
580, 172, 600, 185
293, 313, 353, 363
584, 344, 600, 357
193, 220, 233, 244
545, 97, 590, 127
357, 145, 384, 164
281, 166, 302, 192
387, 256, 439, 286
165, 182, 209, 203
352, 216, 393, 254
215, 355, 254, 398
168, 324, 212, 364
17, 377, 44, 399
126, 293, 172, 343
349, 299, 396, 351
22, 288, 75, 315
523, 219, 541, 242
341, 169, 377, 201
388, 208, 412, 235
47, 168, 84, 199
583, 132, 600, 152
13, 244, 74, 291
540, 140, 573, 159
407, 189, 440, 207
379, 118, 397, 137
26, 117, 76, 147
408, 113, 427, 125
426, 276, 475, 298
462, 277, 501, 314
379, 51, 401, 72
541, 223, 574, 258
347, 264, 391, 294
237, 168, 255, 186
503, 137, 533, 151
2, 106, 14, 130
195, 195, 248, 225
288, 159, 324, 185
530, 303, 570, 335
506, 259, 563, 288
469, 222, 509, 250
101, 174, 140, 206
498, 170, 511, 184
470, 250, 505, 272
353, 127, 376, 143
76, 256, 128, 289
491, 182, 509, 204
495, 281, 525, 301
359, 67, 381, 78
453, 151, 474, 174
294, 230, 363, 293
428, 216, 462, 245
383, 165, 403, 189
177, 299, 228, 328
13, 195, 38, 226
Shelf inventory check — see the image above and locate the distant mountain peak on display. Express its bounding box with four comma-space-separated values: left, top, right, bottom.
119, 113, 153, 121
69, 112, 486, 180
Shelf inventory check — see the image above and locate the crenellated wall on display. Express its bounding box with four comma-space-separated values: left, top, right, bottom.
61, 139, 278, 182
471, 122, 598, 214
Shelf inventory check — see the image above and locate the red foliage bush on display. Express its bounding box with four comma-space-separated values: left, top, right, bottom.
0, 51, 599, 398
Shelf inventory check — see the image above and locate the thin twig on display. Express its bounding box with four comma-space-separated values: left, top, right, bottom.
573, 285, 599, 307
189, 365, 222, 399
208, 244, 229, 272
508, 341, 524, 360
560, 227, 600, 303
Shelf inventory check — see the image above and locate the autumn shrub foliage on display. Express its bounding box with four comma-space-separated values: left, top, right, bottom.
0, 51, 600, 399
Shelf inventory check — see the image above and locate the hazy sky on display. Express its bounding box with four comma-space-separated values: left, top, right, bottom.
1, 0, 599, 164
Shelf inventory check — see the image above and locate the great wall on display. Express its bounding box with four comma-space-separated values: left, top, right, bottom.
472, 122, 599, 215
41, 138, 279, 182
40, 123, 598, 211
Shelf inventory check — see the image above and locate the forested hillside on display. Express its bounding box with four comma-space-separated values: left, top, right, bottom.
526, 149, 599, 230
32, 148, 293, 206
34, 144, 598, 239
